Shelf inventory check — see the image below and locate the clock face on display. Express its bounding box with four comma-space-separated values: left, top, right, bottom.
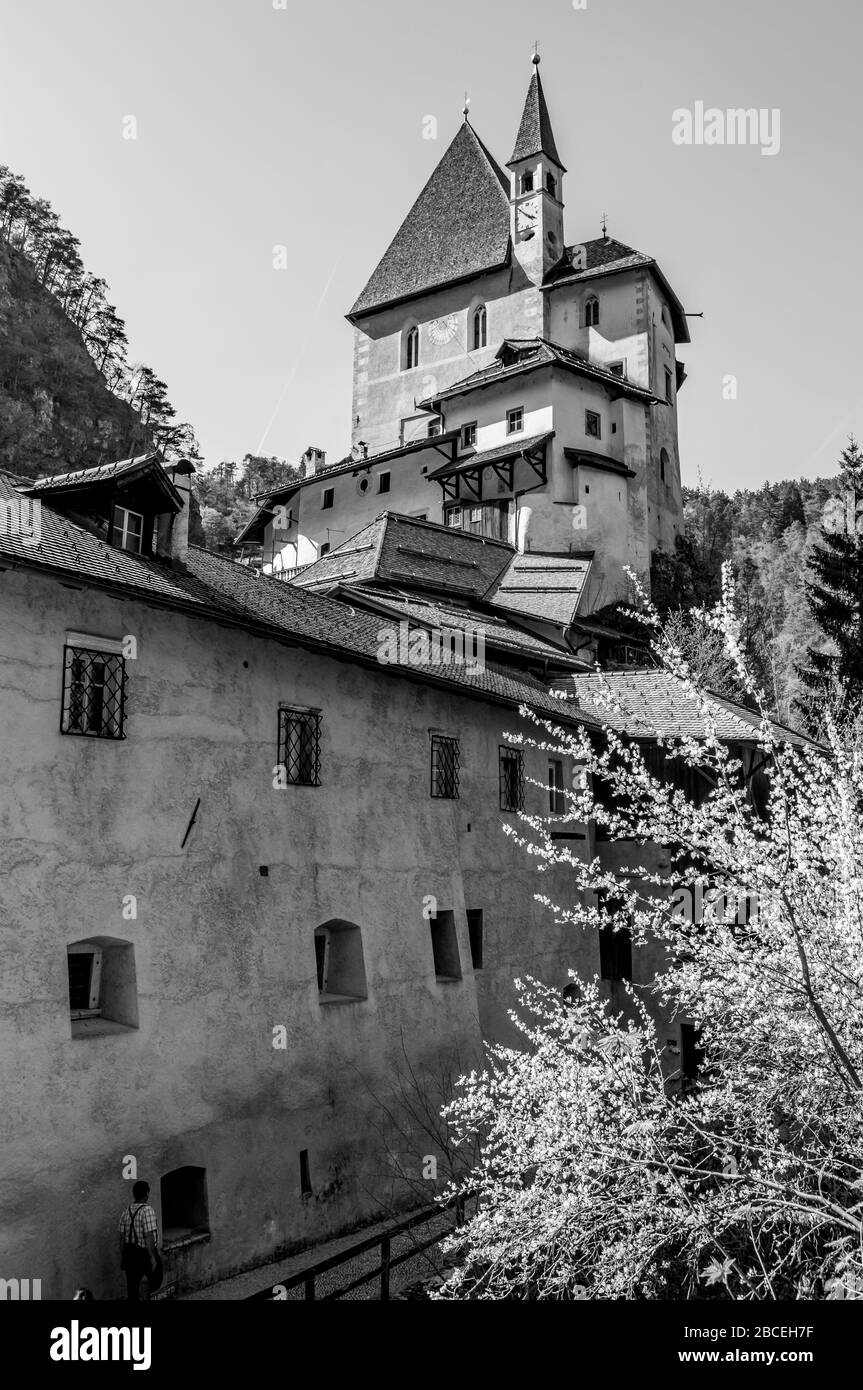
518, 197, 539, 231
428, 314, 458, 346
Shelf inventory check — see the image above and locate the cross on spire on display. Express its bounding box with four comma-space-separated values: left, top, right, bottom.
601, 211, 609, 239
532, 40, 541, 65
463, 89, 470, 120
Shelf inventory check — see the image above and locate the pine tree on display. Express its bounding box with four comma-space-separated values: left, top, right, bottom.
798, 438, 863, 721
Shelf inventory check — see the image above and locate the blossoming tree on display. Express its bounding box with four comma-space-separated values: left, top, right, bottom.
436, 569, 863, 1301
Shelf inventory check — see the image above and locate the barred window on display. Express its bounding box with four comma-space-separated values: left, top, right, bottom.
278, 707, 322, 786
430, 734, 459, 799
61, 646, 126, 739
499, 746, 524, 812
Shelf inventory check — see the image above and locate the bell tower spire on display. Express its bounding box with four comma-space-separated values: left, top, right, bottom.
507, 52, 565, 285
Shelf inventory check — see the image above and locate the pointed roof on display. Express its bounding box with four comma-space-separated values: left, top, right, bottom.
507, 60, 566, 171
348, 121, 511, 320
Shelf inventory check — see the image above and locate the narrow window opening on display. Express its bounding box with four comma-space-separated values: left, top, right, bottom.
466, 909, 483, 970
429, 909, 461, 982
299, 1150, 312, 1196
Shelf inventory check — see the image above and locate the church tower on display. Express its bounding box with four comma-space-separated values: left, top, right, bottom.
507, 54, 566, 286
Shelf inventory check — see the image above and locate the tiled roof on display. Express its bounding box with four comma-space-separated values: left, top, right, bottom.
546, 239, 691, 345
420, 338, 656, 406
292, 512, 515, 600
338, 586, 578, 662
508, 65, 565, 170
489, 552, 592, 625
0, 472, 205, 606
427, 432, 553, 482
348, 122, 511, 319
23, 454, 159, 493
233, 434, 461, 545
0, 473, 591, 727
560, 671, 812, 746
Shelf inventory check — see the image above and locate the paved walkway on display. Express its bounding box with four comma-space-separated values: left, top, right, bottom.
181, 1207, 452, 1301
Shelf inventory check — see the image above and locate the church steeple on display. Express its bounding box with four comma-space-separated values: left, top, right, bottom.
507, 54, 565, 285
507, 53, 566, 172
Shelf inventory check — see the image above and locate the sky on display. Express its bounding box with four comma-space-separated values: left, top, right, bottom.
1, 0, 862, 492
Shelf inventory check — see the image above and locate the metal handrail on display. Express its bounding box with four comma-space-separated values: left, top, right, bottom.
246, 1194, 471, 1302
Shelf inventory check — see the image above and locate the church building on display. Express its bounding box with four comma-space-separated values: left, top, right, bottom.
240, 56, 689, 615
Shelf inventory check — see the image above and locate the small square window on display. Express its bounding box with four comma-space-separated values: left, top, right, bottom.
378, 471, 391, 494
585, 410, 601, 439
607, 361, 624, 378
277, 707, 322, 786
461, 422, 477, 449
430, 734, 459, 799
321, 488, 334, 510
506, 407, 524, 435
110, 505, 144, 554
446, 509, 462, 528
319, 543, 330, 557
499, 745, 524, 812
428, 420, 441, 438
61, 645, 127, 739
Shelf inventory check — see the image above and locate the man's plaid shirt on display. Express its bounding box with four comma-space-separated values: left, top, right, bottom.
119, 1202, 158, 1244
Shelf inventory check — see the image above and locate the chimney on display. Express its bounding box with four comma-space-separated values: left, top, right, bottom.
351, 441, 369, 463
301, 446, 326, 477
165, 459, 196, 566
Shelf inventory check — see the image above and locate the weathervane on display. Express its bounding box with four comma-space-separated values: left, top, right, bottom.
532, 40, 541, 65
463, 89, 470, 120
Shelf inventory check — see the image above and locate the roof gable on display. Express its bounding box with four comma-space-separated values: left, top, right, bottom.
348, 122, 511, 319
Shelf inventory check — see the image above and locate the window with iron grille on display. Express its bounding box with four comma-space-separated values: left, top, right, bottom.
61, 646, 127, 739
499, 746, 524, 812
278, 707, 322, 786
430, 734, 459, 799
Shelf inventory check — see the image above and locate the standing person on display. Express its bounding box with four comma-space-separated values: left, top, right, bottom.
119, 1181, 159, 1301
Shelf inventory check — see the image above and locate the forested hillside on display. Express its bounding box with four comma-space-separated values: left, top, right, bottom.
0, 164, 197, 478
652, 470, 857, 725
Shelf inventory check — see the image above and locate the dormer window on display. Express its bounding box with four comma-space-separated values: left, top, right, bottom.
472, 305, 487, 351
110, 505, 144, 554
520, 172, 534, 194
546, 172, 557, 197
404, 325, 420, 370
585, 296, 600, 328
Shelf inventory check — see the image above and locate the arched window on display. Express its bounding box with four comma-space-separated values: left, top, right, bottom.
546, 172, 557, 197
520, 171, 534, 194
404, 325, 419, 370
315, 919, 368, 1002
472, 305, 487, 351
585, 296, 600, 328
660, 448, 669, 485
